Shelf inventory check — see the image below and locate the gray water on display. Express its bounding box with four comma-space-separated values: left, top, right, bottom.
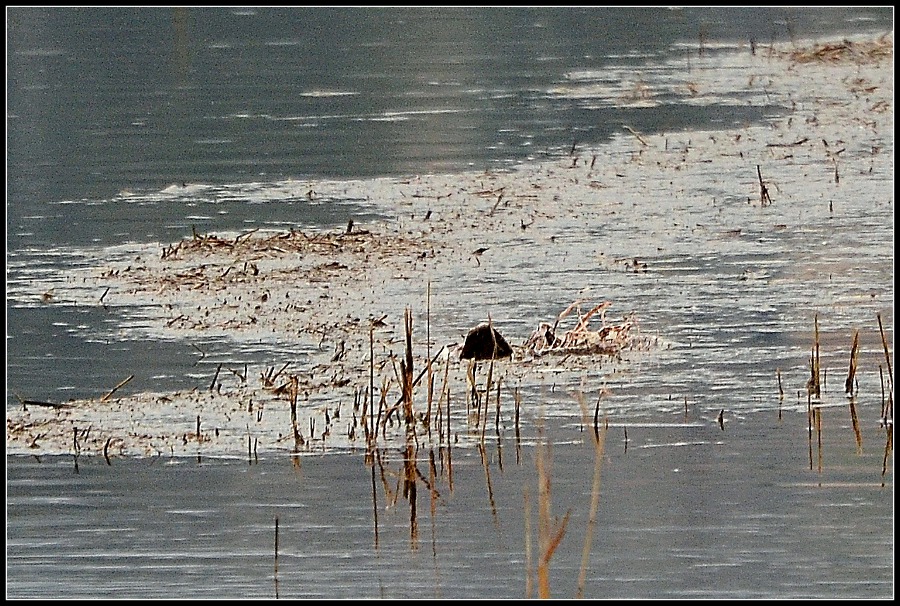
6, 7, 895, 599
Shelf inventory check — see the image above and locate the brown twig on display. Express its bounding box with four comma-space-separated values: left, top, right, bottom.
101, 374, 134, 402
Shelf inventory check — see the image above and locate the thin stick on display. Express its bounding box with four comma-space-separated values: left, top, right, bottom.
12, 392, 73, 409
623, 125, 649, 147
101, 374, 134, 402
209, 363, 222, 391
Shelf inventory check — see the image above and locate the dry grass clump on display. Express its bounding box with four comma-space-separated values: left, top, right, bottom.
160, 226, 426, 262
522, 299, 642, 358
786, 34, 893, 65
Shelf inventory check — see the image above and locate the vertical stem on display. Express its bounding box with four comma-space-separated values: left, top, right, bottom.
370, 324, 376, 443
524, 484, 533, 599
577, 420, 607, 599
426, 281, 433, 436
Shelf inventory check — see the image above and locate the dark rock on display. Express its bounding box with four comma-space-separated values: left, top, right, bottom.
459, 323, 513, 361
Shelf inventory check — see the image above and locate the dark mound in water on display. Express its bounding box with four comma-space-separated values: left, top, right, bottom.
460, 323, 513, 361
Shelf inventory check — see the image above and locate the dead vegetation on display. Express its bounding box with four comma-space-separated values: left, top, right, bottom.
785, 34, 893, 65
160, 225, 423, 262
522, 299, 642, 358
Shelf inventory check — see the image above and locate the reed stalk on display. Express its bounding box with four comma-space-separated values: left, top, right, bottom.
402, 308, 416, 435
370, 455, 380, 549
274, 514, 280, 598
577, 419, 607, 599
877, 313, 893, 420
494, 377, 503, 434
849, 398, 863, 454
845, 330, 860, 395
536, 435, 570, 599
478, 442, 499, 525
807, 393, 814, 470
368, 325, 375, 445
524, 485, 533, 598
481, 316, 497, 441
426, 282, 433, 436
815, 407, 823, 477
404, 442, 419, 550
806, 314, 821, 399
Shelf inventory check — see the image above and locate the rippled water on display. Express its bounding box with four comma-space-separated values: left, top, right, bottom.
6, 7, 894, 599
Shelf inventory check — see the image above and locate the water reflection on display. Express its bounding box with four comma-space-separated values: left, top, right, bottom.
7, 396, 893, 598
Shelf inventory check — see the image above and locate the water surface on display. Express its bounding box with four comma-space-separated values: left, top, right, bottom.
6, 7, 894, 599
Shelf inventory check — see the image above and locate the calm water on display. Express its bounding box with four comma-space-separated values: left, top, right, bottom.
6, 7, 895, 599
6, 412, 893, 599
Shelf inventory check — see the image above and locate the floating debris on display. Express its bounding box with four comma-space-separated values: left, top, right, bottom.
523, 300, 638, 357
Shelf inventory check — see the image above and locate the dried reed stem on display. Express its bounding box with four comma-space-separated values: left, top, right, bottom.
289, 376, 303, 450
807, 314, 821, 399
849, 399, 863, 455
274, 515, 280, 571
815, 407, 823, 476
481, 316, 498, 442
494, 379, 503, 435
478, 443, 499, 525
368, 324, 375, 445
402, 308, 415, 434
577, 419, 607, 599
426, 281, 433, 436
807, 393, 814, 470
845, 330, 860, 395
536, 436, 570, 599
101, 374, 134, 402
524, 484, 533, 598
404, 442, 419, 549
877, 314, 893, 418
757, 165, 773, 206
